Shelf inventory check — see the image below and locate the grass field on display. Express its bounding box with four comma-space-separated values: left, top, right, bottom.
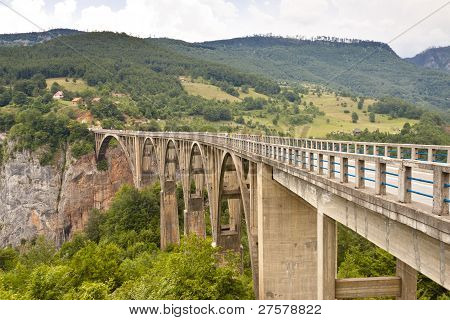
180, 79, 416, 138
299, 92, 417, 137
46, 77, 90, 92
182, 81, 241, 102
181, 78, 269, 102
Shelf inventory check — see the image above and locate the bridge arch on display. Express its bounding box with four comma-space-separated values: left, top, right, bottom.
140, 137, 160, 187
216, 152, 249, 254
185, 142, 212, 238
96, 134, 136, 182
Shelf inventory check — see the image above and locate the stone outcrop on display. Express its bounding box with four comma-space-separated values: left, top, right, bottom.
0, 147, 133, 247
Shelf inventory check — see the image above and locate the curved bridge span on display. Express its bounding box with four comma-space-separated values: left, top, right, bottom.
92, 129, 450, 299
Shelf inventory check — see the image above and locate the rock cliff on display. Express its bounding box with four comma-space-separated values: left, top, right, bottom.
0, 147, 133, 247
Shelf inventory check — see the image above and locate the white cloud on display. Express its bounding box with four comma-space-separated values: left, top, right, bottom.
280, 0, 331, 23
0, 0, 448, 57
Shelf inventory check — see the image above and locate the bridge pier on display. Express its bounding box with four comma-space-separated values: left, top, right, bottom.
184, 197, 206, 238
396, 260, 417, 300
257, 163, 318, 299
160, 181, 180, 250
317, 213, 337, 300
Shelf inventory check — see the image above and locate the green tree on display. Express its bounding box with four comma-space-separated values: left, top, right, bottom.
351, 112, 359, 123
12, 91, 28, 106
357, 98, 364, 110
369, 112, 376, 123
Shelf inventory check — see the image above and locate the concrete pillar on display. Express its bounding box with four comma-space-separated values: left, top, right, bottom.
257, 163, 318, 299
160, 180, 180, 250
396, 260, 417, 300
134, 137, 142, 189
185, 197, 206, 238
317, 213, 337, 300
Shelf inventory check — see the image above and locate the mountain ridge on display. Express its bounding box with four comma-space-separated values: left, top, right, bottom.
152, 35, 450, 110
406, 46, 450, 72
0, 28, 82, 46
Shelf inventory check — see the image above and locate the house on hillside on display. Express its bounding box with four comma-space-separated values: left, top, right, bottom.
92, 97, 101, 104
71, 97, 83, 105
53, 91, 64, 100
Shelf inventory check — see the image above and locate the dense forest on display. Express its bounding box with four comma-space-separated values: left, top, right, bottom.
0, 184, 253, 300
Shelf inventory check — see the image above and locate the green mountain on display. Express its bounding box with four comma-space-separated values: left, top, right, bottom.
0, 29, 82, 46
151, 36, 450, 110
406, 46, 450, 73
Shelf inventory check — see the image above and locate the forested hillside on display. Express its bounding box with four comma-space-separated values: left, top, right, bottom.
406, 46, 450, 73
0, 29, 81, 46
154, 36, 450, 110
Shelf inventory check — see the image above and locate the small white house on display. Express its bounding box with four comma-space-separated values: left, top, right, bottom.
53, 91, 64, 100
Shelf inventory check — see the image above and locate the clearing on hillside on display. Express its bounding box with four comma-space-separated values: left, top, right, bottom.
46, 77, 90, 92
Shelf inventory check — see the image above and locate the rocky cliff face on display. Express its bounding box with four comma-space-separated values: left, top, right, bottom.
0, 147, 133, 247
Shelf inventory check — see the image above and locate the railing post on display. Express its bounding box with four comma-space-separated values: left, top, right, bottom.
432, 167, 449, 216
309, 152, 315, 172
398, 163, 412, 203
410, 147, 416, 160
340, 157, 348, 183
375, 159, 386, 195
328, 155, 335, 179
355, 159, 365, 189
301, 151, 307, 170
428, 148, 434, 162
318, 153, 324, 175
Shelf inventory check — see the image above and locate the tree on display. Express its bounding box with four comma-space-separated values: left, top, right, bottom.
12, 91, 28, 106
0, 91, 12, 107
351, 112, 359, 123
369, 112, 376, 123
357, 98, 364, 110
50, 82, 62, 94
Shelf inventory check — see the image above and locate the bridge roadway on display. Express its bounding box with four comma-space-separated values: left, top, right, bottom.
92, 129, 450, 300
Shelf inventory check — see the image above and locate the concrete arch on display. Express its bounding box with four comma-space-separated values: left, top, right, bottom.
216, 152, 249, 253
185, 142, 212, 238
97, 134, 136, 180
140, 137, 160, 187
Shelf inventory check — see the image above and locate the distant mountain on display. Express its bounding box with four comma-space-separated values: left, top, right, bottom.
0, 29, 82, 46
406, 46, 450, 72
152, 36, 450, 109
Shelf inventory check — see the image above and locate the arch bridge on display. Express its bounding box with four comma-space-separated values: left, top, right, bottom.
92, 129, 450, 300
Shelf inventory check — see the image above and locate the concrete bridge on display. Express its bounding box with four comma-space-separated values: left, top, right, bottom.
92, 129, 450, 300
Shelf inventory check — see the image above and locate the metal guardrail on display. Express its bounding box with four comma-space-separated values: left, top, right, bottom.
92, 129, 450, 216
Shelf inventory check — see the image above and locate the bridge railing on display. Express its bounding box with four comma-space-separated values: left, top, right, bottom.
92, 129, 450, 216
232, 133, 450, 164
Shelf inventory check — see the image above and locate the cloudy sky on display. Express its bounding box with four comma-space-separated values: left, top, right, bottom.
0, 0, 449, 57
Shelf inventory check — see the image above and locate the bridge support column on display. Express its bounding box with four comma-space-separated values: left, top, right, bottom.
257, 163, 317, 299
184, 196, 206, 238
396, 260, 417, 300
317, 213, 337, 299
160, 180, 180, 250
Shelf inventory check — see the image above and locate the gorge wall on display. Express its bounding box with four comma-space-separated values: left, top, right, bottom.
0, 146, 133, 247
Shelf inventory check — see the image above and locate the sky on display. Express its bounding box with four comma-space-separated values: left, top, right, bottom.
0, 0, 449, 58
